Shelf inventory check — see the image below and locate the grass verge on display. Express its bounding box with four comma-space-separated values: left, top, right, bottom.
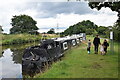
0, 33, 58, 45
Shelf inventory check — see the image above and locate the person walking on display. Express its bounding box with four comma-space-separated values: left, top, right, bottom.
87, 39, 91, 54
93, 35, 101, 54
100, 44, 105, 55
103, 39, 109, 55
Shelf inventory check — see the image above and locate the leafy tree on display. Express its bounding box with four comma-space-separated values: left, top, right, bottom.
10, 14, 38, 34
97, 26, 108, 35
92, 29, 98, 37
63, 20, 98, 35
0, 25, 3, 33
28, 31, 39, 35
86, 28, 95, 35
47, 28, 55, 34
88, 1, 120, 41
80, 20, 98, 30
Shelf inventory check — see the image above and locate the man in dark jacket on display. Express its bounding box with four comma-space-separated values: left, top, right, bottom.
93, 35, 101, 54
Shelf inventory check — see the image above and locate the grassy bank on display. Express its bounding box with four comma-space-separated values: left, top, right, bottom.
0, 34, 58, 45
34, 36, 118, 78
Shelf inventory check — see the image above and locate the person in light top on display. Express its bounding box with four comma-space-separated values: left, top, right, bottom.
100, 44, 105, 55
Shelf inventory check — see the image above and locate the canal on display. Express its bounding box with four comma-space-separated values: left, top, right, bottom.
0, 41, 40, 79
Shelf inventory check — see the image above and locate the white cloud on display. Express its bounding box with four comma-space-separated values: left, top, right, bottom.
36, 8, 117, 33
0, 1, 118, 33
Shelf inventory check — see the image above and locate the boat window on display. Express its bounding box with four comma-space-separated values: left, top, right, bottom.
72, 40, 76, 46
63, 42, 68, 50
77, 39, 79, 44
80, 38, 83, 41
55, 41, 60, 47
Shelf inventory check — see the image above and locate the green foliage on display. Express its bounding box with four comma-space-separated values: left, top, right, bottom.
80, 20, 98, 30
10, 14, 38, 34
88, 2, 120, 12
28, 31, 39, 35
97, 26, 108, 35
0, 34, 41, 45
63, 20, 98, 35
92, 29, 98, 37
0, 33, 59, 45
86, 28, 94, 35
63, 19, 118, 41
47, 28, 55, 34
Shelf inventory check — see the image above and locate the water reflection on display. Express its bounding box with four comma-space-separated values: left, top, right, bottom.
1, 49, 22, 78
0, 42, 40, 79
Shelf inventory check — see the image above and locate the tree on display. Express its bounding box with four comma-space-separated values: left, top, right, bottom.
10, 14, 38, 34
80, 20, 98, 30
97, 26, 108, 35
0, 25, 3, 33
63, 20, 98, 35
88, 1, 120, 41
86, 28, 95, 35
47, 28, 55, 34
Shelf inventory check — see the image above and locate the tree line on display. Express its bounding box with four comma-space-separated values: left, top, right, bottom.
62, 20, 111, 38
0, 14, 119, 41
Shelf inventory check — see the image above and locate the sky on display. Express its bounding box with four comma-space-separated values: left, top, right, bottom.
0, 0, 118, 34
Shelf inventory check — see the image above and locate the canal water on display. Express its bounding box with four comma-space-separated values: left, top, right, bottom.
0, 42, 40, 79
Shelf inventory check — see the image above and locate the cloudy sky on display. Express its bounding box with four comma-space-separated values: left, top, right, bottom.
0, 0, 118, 33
